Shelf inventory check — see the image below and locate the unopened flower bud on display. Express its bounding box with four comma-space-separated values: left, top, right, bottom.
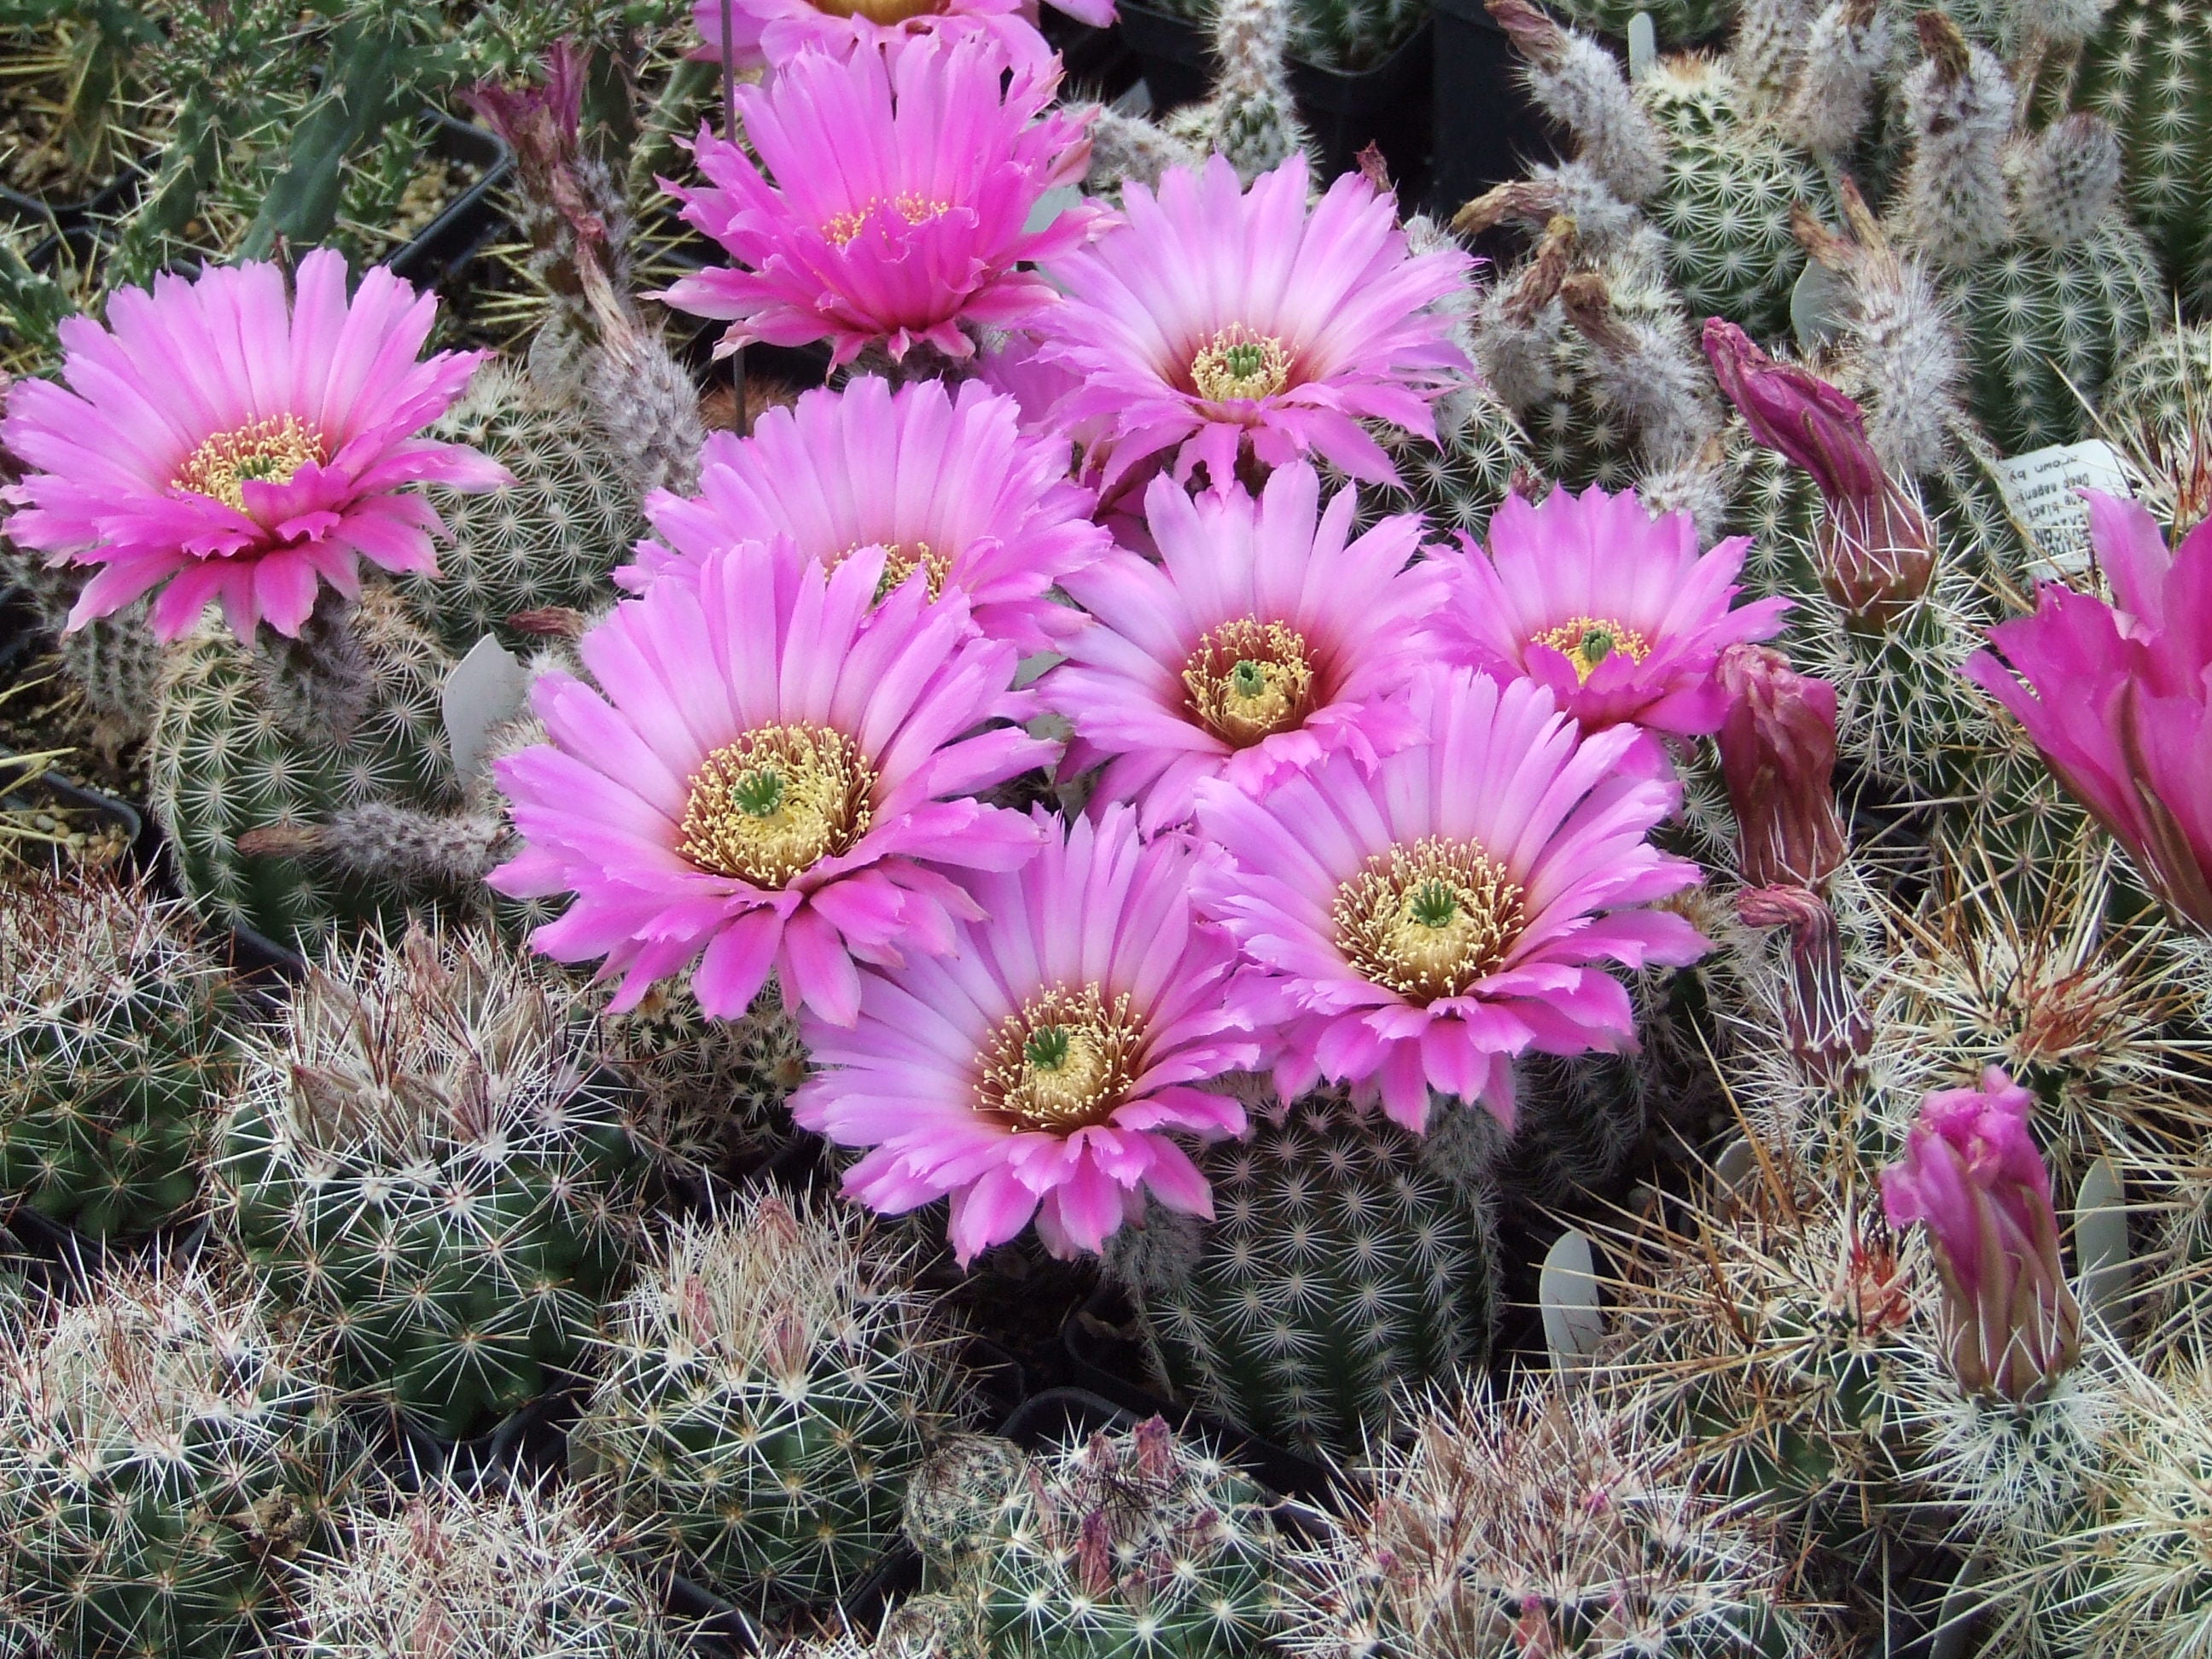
1717, 643, 1847, 890
1736, 884, 1870, 1084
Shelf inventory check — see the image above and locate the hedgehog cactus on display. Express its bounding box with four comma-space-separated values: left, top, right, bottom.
569, 1190, 966, 1610
2102, 323, 2212, 538
285, 1471, 675, 1658
910, 1416, 1284, 1659
207, 924, 651, 1440
0, 871, 235, 1239
0, 1263, 352, 1659
599, 981, 811, 1167
1107, 1086, 1500, 1459
2072, 0, 2212, 314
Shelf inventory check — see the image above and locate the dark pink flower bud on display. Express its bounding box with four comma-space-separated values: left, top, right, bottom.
1735, 884, 1870, 1083
1703, 319, 1936, 623
1716, 643, 1847, 890
1880, 1068, 2081, 1401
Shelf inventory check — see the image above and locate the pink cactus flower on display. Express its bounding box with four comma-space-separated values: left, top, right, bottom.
1033, 153, 1471, 492
1039, 463, 1447, 832
1440, 484, 1788, 736
792, 806, 1260, 1263
1192, 667, 1708, 1132
618, 375, 1109, 653
689, 0, 1105, 75
1881, 1067, 2081, 1400
1965, 492, 2212, 932
658, 39, 1100, 369
488, 535, 1051, 1027
0, 248, 506, 641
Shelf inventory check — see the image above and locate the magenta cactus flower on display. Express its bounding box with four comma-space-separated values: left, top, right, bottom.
1717, 643, 1848, 890
1038, 463, 1447, 833
1440, 484, 1788, 736
1703, 318, 1936, 623
1965, 492, 2212, 932
0, 248, 506, 641
1191, 667, 1708, 1132
658, 39, 1099, 369
1033, 153, 1471, 492
690, 0, 1105, 74
792, 806, 1260, 1264
488, 535, 1051, 1027
1881, 1067, 2081, 1400
619, 375, 1109, 652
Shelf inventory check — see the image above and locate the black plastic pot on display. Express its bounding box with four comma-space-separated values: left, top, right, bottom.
387, 108, 515, 293
0, 586, 40, 691
1429, 0, 1563, 219
0, 148, 144, 276
366, 1384, 582, 1491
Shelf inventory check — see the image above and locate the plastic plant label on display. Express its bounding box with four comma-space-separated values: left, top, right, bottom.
1024, 186, 1086, 237
1790, 260, 1854, 355
2072, 1156, 2131, 1325
1989, 439, 2133, 580
1540, 1228, 1604, 1371
1627, 11, 1658, 79
442, 633, 532, 787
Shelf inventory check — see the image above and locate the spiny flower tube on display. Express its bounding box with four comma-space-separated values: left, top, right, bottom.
1038, 463, 1446, 833
792, 806, 1259, 1263
1440, 484, 1789, 736
659, 39, 1099, 369
620, 375, 1109, 652
489, 535, 1051, 1027
1881, 1067, 2081, 1402
1192, 667, 1707, 1132
690, 0, 1107, 74
1965, 492, 2212, 933
0, 248, 506, 641
1033, 153, 1470, 492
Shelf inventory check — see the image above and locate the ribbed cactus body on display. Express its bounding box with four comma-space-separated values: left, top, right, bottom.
0, 1266, 351, 1659
2075, 0, 2212, 313
0, 875, 234, 1238
148, 592, 458, 948
1121, 1089, 1499, 1458
601, 981, 810, 1166
571, 1193, 963, 1610
2104, 324, 2212, 533
208, 928, 649, 1440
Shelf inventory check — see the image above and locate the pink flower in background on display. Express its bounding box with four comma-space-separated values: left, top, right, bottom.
1441, 485, 1788, 736
489, 536, 1051, 1027
1192, 667, 1707, 1132
0, 249, 505, 641
793, 807, 1259, 1263
620, 376, 1109, 652
1881, 1067, 2081, 1400
1965, 492, 2212, 932
659, 39, 1099, 368
1034, 154, 1470, 491
690, 0, 1104, 73
1039, 463, 1447, 832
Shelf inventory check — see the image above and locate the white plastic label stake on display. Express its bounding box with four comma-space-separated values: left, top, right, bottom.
1023, 185, 1085, 237
442, 634, 532, 787
2073, 1157, 2131, 1325
1989, 439, 2133, 581
1790, 261, 1854, 355
1540, 1228, 1605, 1371
1627, 11, 1658, 80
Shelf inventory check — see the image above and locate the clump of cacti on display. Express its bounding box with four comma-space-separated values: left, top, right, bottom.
570, 1190, 967, 1611
2070, 0, 2212, 313
0, 1262, 354, 1659
0, 870, 235, 1238
207, 923, 651, 1439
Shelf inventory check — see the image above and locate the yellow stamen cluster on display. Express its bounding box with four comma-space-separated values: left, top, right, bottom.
838, 540, 953, 602
680, 723, 874, 888
1181, 617, 1316, 747
1188, 325, 1292, 403
1531, 615, 1650, 684
1333, 836, 1526, 1004
823, 194, 956, 247
813, 0, 946, 20
172, 415, 327, 512
978, 984, 1144, 1133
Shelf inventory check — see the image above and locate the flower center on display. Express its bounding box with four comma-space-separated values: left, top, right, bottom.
979, 984, 1143, 1133
1531, 615, 1650, 684
679, 724, 874, 888
1188, 326, 1291, 403
839, 540, 952, 602
172, 415, 327, 512
823, 194, 956, 247
1181, 618, 1316, 748
1332, 836, 1526, 1004
815, 0, 947, 19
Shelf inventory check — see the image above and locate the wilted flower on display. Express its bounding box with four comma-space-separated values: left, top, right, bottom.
1703, 318, 1936, 624
1, 249, 506, 641
1717, 643, 1848, 889
1965, 492, 2212, 933
1881, 1067, 2081, 1401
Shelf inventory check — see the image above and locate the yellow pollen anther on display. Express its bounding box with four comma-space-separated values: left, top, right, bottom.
837, 540, 953, 602
680, 724, 874, 888
979, 984, 1143, 1133
1332, 836, 1526, 1004
1532, 615, 1650, 684
823, 193, 956, 247
1181, 617, 1316, 747
172, 415, 327, 512
1188, 325, 1292, 403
